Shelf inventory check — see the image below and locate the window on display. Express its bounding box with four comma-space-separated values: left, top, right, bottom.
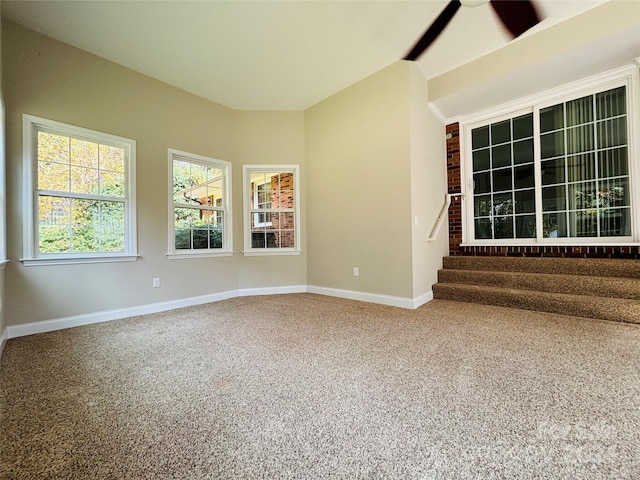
539, 87, 629, 238
168, 149, 232, 257
0, 98, 6, 265
23, 115, 137, 265
243, 165, 300, 255
254, 181, 272, 227
472, 113, 536, 239
465, 69, 636, 244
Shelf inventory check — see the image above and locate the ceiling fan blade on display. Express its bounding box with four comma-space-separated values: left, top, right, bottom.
404, 0, 462, 61
490, 0, 541, 38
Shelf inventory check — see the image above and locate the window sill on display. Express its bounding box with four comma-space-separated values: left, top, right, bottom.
167, 252, 234, 260
0, 260, 8, 270
242, 250, 301, 257
20, 255, 139, 267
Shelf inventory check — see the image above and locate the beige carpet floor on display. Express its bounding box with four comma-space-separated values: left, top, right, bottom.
1, 294, 639, 479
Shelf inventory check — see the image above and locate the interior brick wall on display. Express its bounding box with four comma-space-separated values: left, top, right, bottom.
444, 122, 640, 259
446, 123, 463, 256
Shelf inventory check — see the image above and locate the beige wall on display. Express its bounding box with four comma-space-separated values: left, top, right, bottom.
2, 20, 307, 326
234, 110, 307, 288
2, 19, 449, 330
305, 61, 415, 298
408, 65, 448, 299
304, 61, 447, 301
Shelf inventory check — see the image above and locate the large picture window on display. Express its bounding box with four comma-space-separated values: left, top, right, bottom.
243, 165, 300, 255
472, 113, 536, 239
539, 86, 629, 238
168, 149, 231, 257
23, 115, 137, 265
466, 73, 635, 244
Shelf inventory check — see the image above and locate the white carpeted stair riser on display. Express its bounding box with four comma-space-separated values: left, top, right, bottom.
435, 257, 640, 323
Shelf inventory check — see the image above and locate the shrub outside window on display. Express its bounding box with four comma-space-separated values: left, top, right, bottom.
22, 115, 137, 265
168, 149, 232, 258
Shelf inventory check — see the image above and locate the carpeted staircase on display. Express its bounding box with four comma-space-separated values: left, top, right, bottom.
433, 256, 640, 324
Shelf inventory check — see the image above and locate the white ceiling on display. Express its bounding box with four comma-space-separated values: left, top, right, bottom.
1, 0, 610, 111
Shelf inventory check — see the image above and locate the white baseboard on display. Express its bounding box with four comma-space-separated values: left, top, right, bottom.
4, 285, 433, 341
307, 285, 433, 310
238, 285, 307, 297
412, 291, 434, 309
0, 327, 7, 360
6, 289, 239, 340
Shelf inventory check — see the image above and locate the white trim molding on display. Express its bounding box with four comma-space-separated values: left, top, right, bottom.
242, 164, 301, 256
6, 290, 239, 339
22, 114, 138, 265
0, 97, 7, 263
307, 285, 432, 310
167, 148, 233, 257
4, 286, 433, 340
0, 262, 8, 363
0, 328, 7, 362
238, 285, 307, 297
428, 102, 448, 125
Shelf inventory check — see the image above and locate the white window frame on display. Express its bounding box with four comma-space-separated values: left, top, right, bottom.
460, 64, 640, 247
167, 149, 232, 259
253, 180, 273, 228
22, 115, 137, 266
0, 96, 7, 269
243, 164, 301, 256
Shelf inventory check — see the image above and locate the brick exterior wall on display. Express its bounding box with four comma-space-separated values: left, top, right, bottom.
251, 172, 295, 248
270, 173, 295, 248
445, 122, 640, 260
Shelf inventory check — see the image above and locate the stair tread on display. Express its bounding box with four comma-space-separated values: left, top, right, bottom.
433, 282, 640, 324
437, 268, 640, 299
443, 256, 640, 279
439, 268, 640, 282
434, 282, 640, 302
435, 256, 640, 324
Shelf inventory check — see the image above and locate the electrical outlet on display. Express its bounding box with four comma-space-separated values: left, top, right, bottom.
152, 277, 161, 288
353, 267, 359, 277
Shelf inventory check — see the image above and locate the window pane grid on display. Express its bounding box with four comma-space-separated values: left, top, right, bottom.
471, 85, 630, 242
472, 113, 535, 240
171, 152, 229, 253
38, 195, 125, 254
541, 87, 629, 239
471, 87, 631, 240
246, 169, 298, 251
32, 122, 133, 258
37, 131, 126, 200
